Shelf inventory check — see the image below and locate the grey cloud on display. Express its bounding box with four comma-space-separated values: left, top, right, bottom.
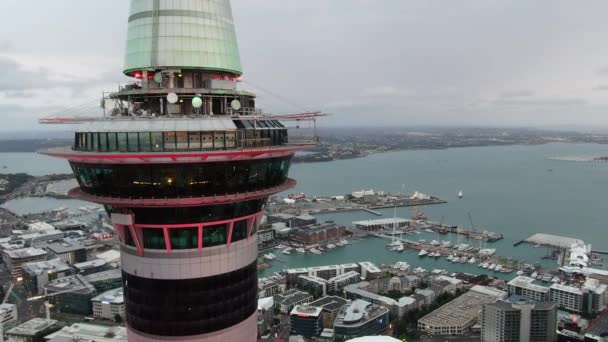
594, 85, 608, 91
597, 67, 608, 76
499, 90, 534, 98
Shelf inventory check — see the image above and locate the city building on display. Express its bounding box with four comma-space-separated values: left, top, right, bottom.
27, 222, 55, 233
289, 305, 323, 338
507, 276, 551, 302
297, 275, 328, 298
39, 0, 319, 340
258, 278, 281, 298
5, 318, 62, 342
333, 299, 390, 342
257, 297, 274, 337
340, 263, 360, 274
550, 283, 585, 313
91, 288, 125, 321
45, 241, 86, 265
582, 278, 607, 315
481, 296, 557, 342
274, 289, 314, 314
19, 231, 65, 248
45, 275, 97, 316
309, 265, 340, 280
2, 247, 48, 279
44, 323, 128, 342
352, 218, 410, 231
291, 223, 345, 245
22, 258, 72, 295
417, 285, 508, 336
287, 268, 310, 287
327, 271, 361, 294
0, 303, 18, 330
83, 269, 122, 293
257, 227, 276, 246
310, 296, 348, 328
293, 214, 317, 227
73, 259, 108, 275
359, 262, 381, 280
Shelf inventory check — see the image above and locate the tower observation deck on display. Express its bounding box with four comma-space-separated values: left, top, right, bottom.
39, 1, 323, 341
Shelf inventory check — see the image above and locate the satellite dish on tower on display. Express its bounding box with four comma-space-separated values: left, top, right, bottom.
231, 99, 241, 111
192, 96, 203, 109
167, 93, 178, 104
153, 73, 163, 83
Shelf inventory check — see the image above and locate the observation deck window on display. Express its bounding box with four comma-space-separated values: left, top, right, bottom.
151, 132, 163, 151
143, 229, 166, 250
128, 132, 139, 152
117, 133, 128, 152
203, 225, 227, 247
169, 227, 198, 250
231, 221, 248, 243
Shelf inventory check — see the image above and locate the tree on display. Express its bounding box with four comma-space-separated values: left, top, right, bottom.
114, 314, 123, 324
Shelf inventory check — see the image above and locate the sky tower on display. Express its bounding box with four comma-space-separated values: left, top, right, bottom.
40, 0, 321, 340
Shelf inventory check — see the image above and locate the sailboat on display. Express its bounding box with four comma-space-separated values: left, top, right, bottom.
458, 190, 464, 199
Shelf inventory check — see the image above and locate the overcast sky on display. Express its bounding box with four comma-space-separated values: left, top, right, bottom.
1, 0, 608, 131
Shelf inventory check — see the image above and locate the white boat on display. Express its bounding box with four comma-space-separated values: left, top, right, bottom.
478, 263, 485, 268
327, 244, 336, 249
414, 267, 426, 274
396, 244, 405, 252
310, 248, 322, 255
442, 241, 452, 248
418, 249, 428, 257
482, 263, 489, 269
282, 249, 292, 255
458, 190, 463, 199
263, 253, 276, 260
495, 265, 503, 272
425, 229, 435, 233
432, 269, 443, 275
542, 275, 552, 282
447, 255, 454, 261
295, 248, 306, 253
530, 271, 538, 278
488, 264, 496, 270
419, 239, 427, 243
551, 276, 560, 283
468, 257, 477, 264
459, 258, 467, 264
516, 270, 524, 276
430, 240, 441, 246
433, 252, 441, 258
452, 257, 460, 263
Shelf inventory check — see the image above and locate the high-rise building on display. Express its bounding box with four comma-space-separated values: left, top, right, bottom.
40, 0, 320, 340
480, 296, 557, 342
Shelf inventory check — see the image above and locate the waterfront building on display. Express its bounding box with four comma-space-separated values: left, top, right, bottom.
22, 258, 72, 295
287, 268, 310, 287
297, 275, 328, 298
309, 265, 341, 280
2, 247, 48, 279
507, 276, 551, 302
39, 0, 320, 340
289, 305, 323, 338
257, 227, 276, 245
267, 213, 296, 226
417, 285, 507, 336
45, 323, 128, 342
550, 283, 585, 313
333, 299, 390, 342
310, 296, 348, 328
84, 269, 122, 293
340, 263, 360, 274
258, 278, 281, 298
274, 289, 314, 314
45, 275, 97, 316
432, 275, 463, 294
328, 271, 361, 294
291, 223, 345, 245
5, 318, 62, 342
257, 297, 274, 337
582, 278, 607, 315
480, 296, 557, 342
359, 262, 381, 280
415, 288, 436, 306
352, 218, 411, 231
91, 288, 125, 321
293, 214, 317, 227
0, 303, 18, 330
45, 241, 86, 265
344, 282, 415, 319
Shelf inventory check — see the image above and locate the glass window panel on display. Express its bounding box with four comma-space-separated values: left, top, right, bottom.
142, 229, 166, 250
108, 133, 117, 151
176, 132, 189, 150
188, 132, 201, 149
231, 221, 248, 243
99, 133, 108, 152
214, 132, 225, 149
169, 227, 198, 250
151, 132, 163, 151
203, 224, 227, 247
124, 227, 136, 247
86, 133, 93, 150
139, 132, 152, 152
164, 132, 176, 150
128, 132, 139, 152
117, 133, 128, 152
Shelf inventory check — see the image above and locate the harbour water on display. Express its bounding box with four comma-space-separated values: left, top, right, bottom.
2, 143, 608, 278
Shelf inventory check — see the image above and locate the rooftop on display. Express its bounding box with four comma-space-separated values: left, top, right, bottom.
45, 323, 127, 342
290, 304, 323, 318
507, 276, 550, 293
3, 247, 47, 259
91, 287, 124, 305
352, 218, 411, 227
526, 233, 584, 248
358, 262, 381, 273
84, 269, 122, 283
45, 275, 96, 295
6, 318, 59, 336
418, 286, 507, 329
550, 283, 584, 295
310, 296, 348, 312
274, 289, 313, 306
335, 299, 389, 327
46, 241, 85, 254
22, 258, 71, 275
27, 222, 55, 232
74, 259, 107, 270
258, 297, 274, 311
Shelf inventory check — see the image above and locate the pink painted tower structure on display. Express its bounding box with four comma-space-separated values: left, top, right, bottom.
40, 0, 322, 340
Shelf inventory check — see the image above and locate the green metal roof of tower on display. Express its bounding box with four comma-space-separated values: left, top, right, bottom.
124, 0, 243, 76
